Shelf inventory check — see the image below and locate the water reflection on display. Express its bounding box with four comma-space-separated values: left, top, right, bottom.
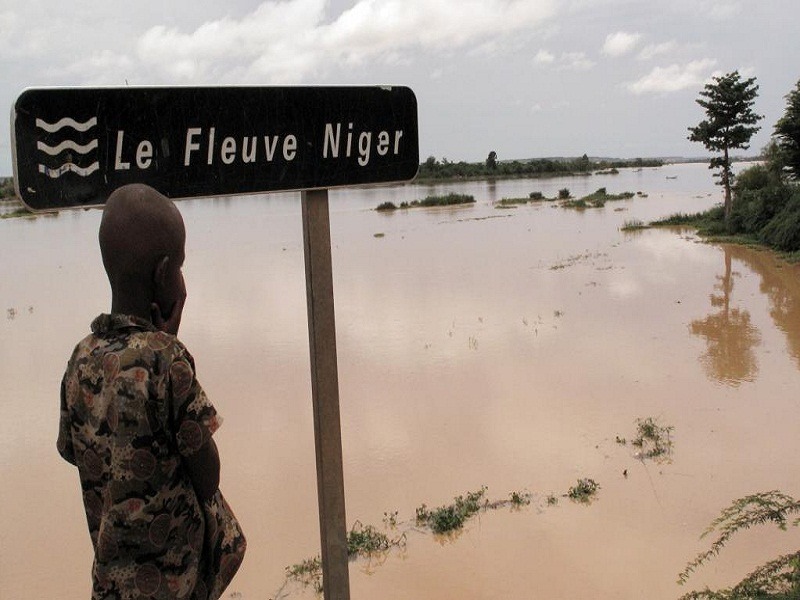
726, 245, 800, 369
690, 247, 761, 385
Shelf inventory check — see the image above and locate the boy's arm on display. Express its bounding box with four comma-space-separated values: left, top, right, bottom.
57, 374, 77, 465
183, 437, 221, 503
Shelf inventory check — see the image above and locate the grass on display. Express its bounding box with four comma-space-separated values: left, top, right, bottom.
650, 207, 726, 233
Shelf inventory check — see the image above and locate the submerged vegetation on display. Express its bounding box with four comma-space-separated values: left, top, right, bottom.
376, 193, 476, 211
282, 480, 600, 595
347, 521, 405, 556
616, 417, 675, 461
566, 478, 600, 503
416, 487, 488, 534
678, 491, 800, 599
562, 188, 636, 209
631, 417, 674, 460
494, 187, 641, 210
621, 218, 646, 231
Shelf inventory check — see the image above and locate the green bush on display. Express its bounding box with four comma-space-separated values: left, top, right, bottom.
759, 187, 800, 251
729, 184, 791, 234
735, 164, 774, 192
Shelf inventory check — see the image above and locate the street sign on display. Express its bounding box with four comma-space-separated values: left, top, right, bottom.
12, 86, 419, 210
16, 84, 418, 600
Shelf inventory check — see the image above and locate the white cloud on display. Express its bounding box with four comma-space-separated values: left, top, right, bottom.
534, 49, 555, 64
135, 0, 557, 83
559, 51, 594, 70
637, 40, 677, 61
602, 31, 641, 57
59, 51, 135, 84
534, 49, 594, 70
626, 58, 717, 94
702, 0, 741, 20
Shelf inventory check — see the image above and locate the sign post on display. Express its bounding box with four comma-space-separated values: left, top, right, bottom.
302, 189, 350, 598
12, 86, 418, 600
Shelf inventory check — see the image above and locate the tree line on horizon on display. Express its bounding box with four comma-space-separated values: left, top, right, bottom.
416, 153, 663, 180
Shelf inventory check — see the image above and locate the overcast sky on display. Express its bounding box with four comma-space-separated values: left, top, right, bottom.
2, 0, 799, 173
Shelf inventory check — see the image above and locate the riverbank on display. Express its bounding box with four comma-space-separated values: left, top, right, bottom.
648, 168, 800, 262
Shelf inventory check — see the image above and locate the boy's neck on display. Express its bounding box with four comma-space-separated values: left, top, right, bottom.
110, 296, 153, 324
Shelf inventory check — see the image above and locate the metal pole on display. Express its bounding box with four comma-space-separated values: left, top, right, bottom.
301, 189, 351, 600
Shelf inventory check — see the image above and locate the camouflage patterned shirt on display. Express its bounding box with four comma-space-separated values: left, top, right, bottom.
58, 314, 222, 599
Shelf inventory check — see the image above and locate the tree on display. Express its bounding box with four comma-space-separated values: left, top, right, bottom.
486, 150, 497, 171
774, 78, 800, 180
761, 139, 786, 177
688, 71, 762, 222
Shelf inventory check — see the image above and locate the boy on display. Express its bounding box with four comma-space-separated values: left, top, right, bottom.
58, 184, 245, 599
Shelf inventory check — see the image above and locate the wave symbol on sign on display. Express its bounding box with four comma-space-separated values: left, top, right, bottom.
35, 117, 99, 179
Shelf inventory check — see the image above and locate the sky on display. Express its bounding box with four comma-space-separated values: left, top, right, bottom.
2, 0, 799, 174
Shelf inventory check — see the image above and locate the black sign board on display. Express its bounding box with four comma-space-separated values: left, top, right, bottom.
12, 86, 419, 210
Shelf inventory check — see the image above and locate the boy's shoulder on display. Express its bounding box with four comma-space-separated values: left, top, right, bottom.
68, 313, 193, 369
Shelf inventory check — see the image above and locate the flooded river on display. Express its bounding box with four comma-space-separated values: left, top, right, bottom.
2, 163, 799, 599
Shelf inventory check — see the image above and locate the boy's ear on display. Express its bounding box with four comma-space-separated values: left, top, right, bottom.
153, 255, 170, 287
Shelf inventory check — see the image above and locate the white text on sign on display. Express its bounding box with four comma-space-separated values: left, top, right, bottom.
112, 123, 405, 171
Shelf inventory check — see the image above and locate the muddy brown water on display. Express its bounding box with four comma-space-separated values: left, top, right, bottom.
2, 163, 799, 599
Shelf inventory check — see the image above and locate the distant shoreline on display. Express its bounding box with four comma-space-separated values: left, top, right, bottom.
412, 167, 647, 185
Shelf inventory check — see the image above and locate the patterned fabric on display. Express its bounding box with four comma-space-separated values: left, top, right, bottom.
58, 314, 244, 599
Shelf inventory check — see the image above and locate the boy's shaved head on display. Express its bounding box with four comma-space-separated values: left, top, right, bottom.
99, 184, 187, 329
99, 184, 185, 290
